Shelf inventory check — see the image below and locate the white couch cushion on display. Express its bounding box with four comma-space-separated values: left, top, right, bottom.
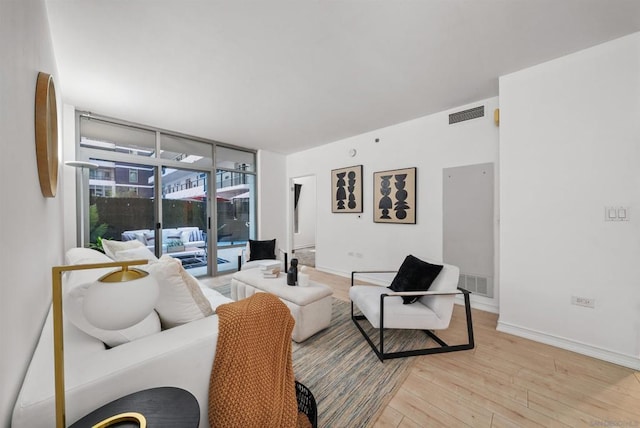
113, 246, 159, 263
201, 286, 234, 311
66, 247, 112, 265
101, 239, 145, 260
349, 285, 449, 330
144, 255, 214, 329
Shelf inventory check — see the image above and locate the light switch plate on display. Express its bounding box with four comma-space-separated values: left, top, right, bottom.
605, 206, 631, 221
618, 207, 629, 221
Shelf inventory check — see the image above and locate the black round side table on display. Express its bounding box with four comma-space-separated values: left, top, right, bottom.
69, 387, 199, 428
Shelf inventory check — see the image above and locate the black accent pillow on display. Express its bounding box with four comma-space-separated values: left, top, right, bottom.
389, 255, 444, 304
248, 239, 276, 261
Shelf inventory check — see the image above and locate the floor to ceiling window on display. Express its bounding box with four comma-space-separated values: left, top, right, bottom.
214, 146, 256, 273
76, 112, 256, 276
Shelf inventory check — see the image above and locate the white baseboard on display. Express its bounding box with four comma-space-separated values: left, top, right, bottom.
293, 244, 315, 251
466, 299, 499, 314
315, 265, 351, 279
497, 321, 640, 370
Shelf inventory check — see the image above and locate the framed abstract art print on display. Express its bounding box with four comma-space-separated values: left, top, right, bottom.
373, 167, 416, 224
331, 165, 363, 213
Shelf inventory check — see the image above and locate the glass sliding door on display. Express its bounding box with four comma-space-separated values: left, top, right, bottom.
88, 158, 157, 253
160, 168, 209, 276
159, 134, 213, 276
215, 147, 256, 273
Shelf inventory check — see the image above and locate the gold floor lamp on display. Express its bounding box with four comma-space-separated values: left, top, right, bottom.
52, 259, 158, 427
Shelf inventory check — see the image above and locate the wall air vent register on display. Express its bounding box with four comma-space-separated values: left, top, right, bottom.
449, 106, 485, 124
458, 274, 493, 298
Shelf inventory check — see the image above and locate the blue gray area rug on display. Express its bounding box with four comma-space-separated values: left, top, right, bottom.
213, 284, 428, 427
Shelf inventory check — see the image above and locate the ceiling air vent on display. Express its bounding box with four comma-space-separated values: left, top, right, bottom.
449, 106, 484, 124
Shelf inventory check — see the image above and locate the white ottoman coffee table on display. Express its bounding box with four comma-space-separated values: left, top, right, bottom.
230, 268, 333, 342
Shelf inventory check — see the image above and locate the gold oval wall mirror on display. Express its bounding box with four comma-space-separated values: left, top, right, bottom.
35, 72, 59, 198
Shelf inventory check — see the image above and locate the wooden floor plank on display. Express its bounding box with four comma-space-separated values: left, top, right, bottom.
412, 361, 564, 428
387, 386, 473, 428
514, 368, 640, 421
401, 374, 494, 427
415, 357, 528, 405
475, 342, 557, 375
491, 413, 531, 428
372, 406, 403, 428
527, 390, 604, 427
535, 364, 640, 412
398, 415, 444, 428
554, 358, 640, 394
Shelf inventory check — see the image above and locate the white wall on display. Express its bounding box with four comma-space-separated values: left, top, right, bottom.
257, 150, 288, 254
498, 32, 640, 369
287, 97, 499, 311
292, 175, 316, 249
0, 0, 64, 425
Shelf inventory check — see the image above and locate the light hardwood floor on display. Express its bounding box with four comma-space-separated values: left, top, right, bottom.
202, 269, 640, 427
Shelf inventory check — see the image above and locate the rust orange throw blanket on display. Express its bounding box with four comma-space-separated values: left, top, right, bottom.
208, 293, 311, 428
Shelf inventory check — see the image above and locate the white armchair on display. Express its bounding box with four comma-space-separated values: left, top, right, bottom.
237, 239, 288, 272
349, 261, 474, 362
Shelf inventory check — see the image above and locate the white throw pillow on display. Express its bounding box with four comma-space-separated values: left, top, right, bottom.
66, 247, 112, 265
144, 255, 214, 329
180, 230, 192, 244
113, 246, 159, 264
63, 270, 161, 347
101, 239, 145, 260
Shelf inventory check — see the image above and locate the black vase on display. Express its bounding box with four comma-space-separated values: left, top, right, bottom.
287, 258, 299, 286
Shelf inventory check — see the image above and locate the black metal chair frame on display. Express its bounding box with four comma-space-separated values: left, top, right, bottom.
350, 270, 475, 362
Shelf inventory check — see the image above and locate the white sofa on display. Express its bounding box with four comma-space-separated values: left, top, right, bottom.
122, 227, 206, 252
11, 248, 231, 428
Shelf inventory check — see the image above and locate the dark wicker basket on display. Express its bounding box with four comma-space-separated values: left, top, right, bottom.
295, 381, 317, 428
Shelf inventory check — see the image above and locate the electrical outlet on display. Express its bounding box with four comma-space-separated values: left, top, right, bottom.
571, 296, 595, 308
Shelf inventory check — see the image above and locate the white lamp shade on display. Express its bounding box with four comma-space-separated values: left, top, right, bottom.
83, 268, 159, 330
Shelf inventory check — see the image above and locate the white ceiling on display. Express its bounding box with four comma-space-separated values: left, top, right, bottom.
46, 0, 640, 154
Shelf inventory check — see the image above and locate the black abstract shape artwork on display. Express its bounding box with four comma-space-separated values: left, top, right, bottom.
335, 172, 346, 210
374, 167, 416, 224
378, 175, 393, 219
347, 171, 357, 209
394, 174, 409, 219
332, 165, 363, 213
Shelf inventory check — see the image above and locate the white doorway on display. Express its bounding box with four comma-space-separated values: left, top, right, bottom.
291, 175, 316, 267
